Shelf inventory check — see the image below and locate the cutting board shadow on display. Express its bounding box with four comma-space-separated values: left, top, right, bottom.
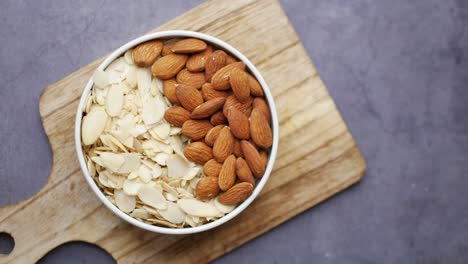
0, 0, 366, 263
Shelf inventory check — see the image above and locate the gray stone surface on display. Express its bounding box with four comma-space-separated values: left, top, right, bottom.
1, 0, 468, 263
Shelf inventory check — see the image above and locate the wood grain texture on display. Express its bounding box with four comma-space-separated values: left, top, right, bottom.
0, 0, 366, 263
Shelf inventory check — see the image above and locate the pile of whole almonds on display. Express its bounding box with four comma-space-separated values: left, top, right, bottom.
81, 37, 272, 228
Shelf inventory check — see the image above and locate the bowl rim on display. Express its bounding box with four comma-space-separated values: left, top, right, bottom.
75, 30, 279, 235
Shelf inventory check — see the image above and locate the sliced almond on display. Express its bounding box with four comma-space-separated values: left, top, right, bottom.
106, 84, 124, 117
137, 185, 167, 210
82, 109, 108, 145
158, 202, 186, 224
114, 189, 136, 213
177, 199, 220, 217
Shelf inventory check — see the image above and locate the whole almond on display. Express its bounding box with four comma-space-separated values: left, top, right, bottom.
184, 142, 213, 165
213, 127, 234, 163
236, 157, 255, 185
175, 84, 204, 111
162, 42, 175, 56
203, 159, 223, 177
171, 38, 207, 54
205, 125, 225, 146
205, 50, 227, 82
218, 155, 236, 191
223, 95, 253, 117
151, 54, 188, 79
201, 83, 229, 101
259, 150, 268, 168
163, 79, 179, 104
191, 97, 226, 119
164, 106, 191, 127
253, 97, 271, 123
186, 46, 213, 72
211, 62, 246, 90
196, 177, 220, 200
233, 139, 243, 158
227, 107, 250, 140
176, 69, 206, 89
133, 40, 164, 67
240, 140, 265, 177
250, 108, 273, 148
225, 53, 238, 65
218, 182, 254, 205
247, 73, 264, 96
210, 111, 227, 126
229, 68, 251, 103
182, 120, 213, 140
244, 106, 253, 117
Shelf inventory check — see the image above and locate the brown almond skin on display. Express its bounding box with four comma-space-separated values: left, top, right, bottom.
229, 68, 251, 103
225, 53, 238, 64
201, 83, 229, 101
227, 107, 250, 140
183, 142, 213, 165
203, 159, 223, 177
205, 125, 225, 147
218, 155, 236, 191
186, 46, 213, 72
164, 106, 191, 127
162, 42, 175, 56
175, 84, 204, 112
213, 127, 234, 163
171, 38, 207, 54
191, 97, 226, 119
196, 177, 220, 200
181, 120, 213, 140
205, 50, 227, 82
218, 182, 254, 205
133, 40, 164, 67
253, 97, 271, 123
163, 79, 179, 104
151, 54, 188, 79
247, 73, 264, 96
236, 157, 255, 185
233, 139, 243, 157
176, 69, 206, 89
250, 108, 273, 148
259, 150, 268, 168
211, 62, 246, 90
223, 95, 253, 117
210, 111, 227, 126
240, 140, 265, 177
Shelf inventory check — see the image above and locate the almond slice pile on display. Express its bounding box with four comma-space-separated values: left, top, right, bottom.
82, 37, 272, 228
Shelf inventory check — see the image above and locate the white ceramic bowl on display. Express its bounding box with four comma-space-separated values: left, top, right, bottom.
75, 30, 279, 235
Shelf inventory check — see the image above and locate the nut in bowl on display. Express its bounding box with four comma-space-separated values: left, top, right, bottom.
75, 31, 279, 234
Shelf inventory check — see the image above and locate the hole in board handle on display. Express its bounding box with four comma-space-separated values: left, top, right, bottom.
0, 232, 15, 255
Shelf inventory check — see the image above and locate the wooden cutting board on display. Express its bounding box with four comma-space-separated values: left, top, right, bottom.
0, 0, 366, 262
